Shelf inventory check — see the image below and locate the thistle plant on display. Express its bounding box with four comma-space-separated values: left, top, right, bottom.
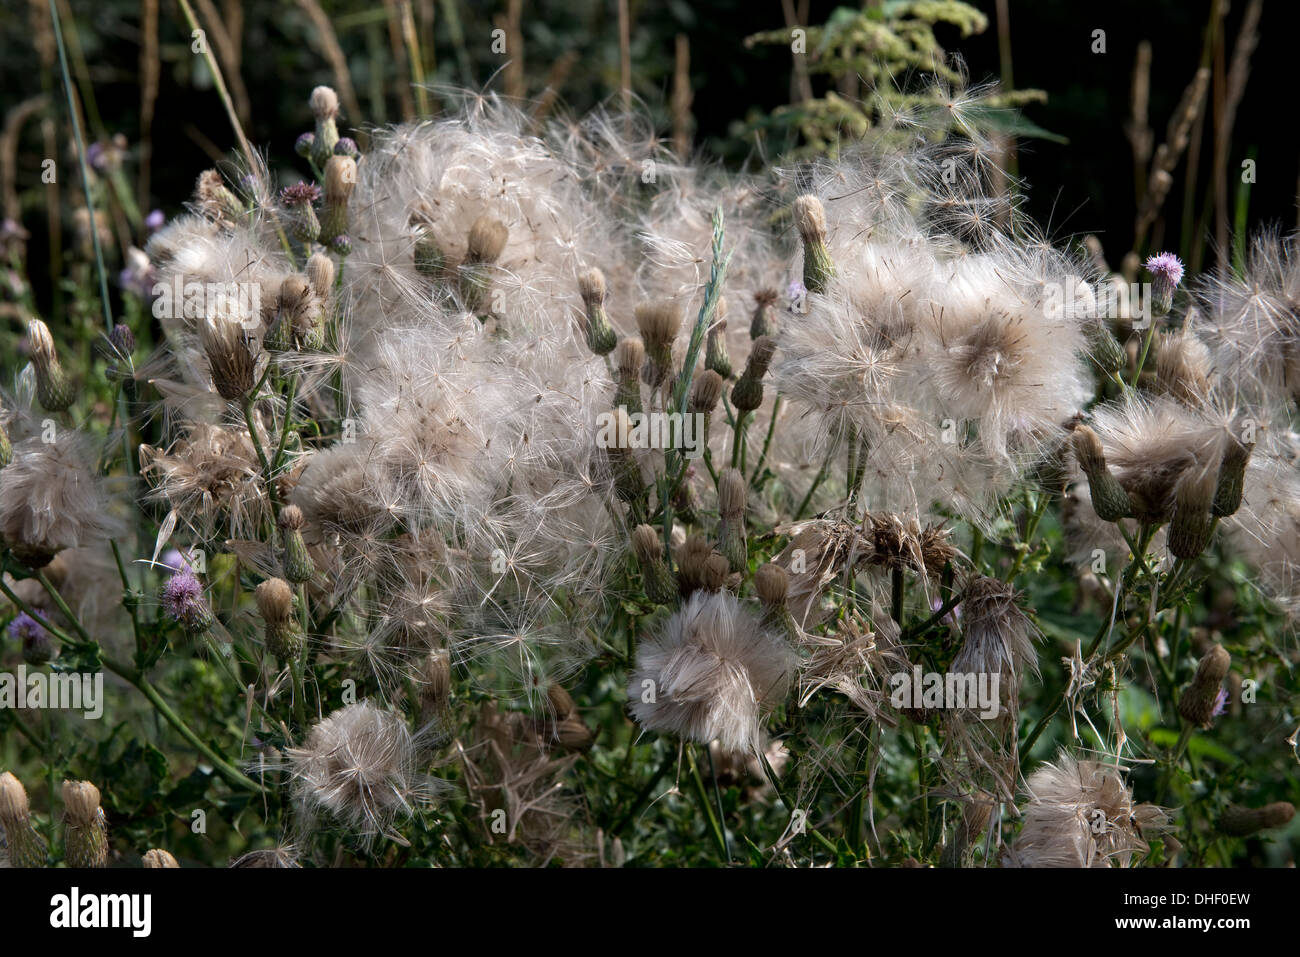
1, 33, 1296, 876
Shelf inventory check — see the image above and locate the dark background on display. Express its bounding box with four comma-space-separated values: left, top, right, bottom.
2, 0, 1293, 284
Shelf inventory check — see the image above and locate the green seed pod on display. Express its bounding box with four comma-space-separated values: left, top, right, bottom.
793, 196, 835, 293
142, 848, 180, 868
0, 772, 48, 868
716, 468, 748, 572
1072, 425, 1133, 522
459, 215, 509, 318
1169, 467, 1216, 560
1212, 430, 1254, 518
755, 562, 800, 645
705, 297, 732, 378
413, 227, 445, 278
309, 86, 341, 170
750, 289, 779, 340
578, 268, 617, 356
320, 156, 357, 245
613, 338, 645, 414
27, 319, 76, 412
1085, 320, 1126, 375
731, 336, 776, 413
279, 505, 315, 584
1218, 802, 1296, 838
256, 577, 303, 663
1177, 644, 1230, 727
632, 524, 678, 606
636, 302, 682, 390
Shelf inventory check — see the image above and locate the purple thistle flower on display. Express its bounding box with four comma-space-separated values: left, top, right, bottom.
8, 611, 52, 665
8, 611, 43, 643
333, 137, 360, 159
295, 131, 316, 159
1144, 251, 1184, 315
145, 208, 166, 233
280, 181, 322, 208
161, 568, 214, 635
1144, 251, 1185, 287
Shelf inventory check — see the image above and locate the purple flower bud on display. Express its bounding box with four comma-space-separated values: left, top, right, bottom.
161, 568, 214, 635
145, 208, 166, 233
110, 323, 136, 356
331, 233, 353, 256
295, 132, 316, 159
1211, 685, 1229, 719
333, 137, 360, 159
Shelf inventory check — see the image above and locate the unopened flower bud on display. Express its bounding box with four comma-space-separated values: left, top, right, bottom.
195, 169, 244, 226
110, 323, 136, 358
547, 683, 576, 719
1084, 319, 1126, 375
551, 715, 594, 751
